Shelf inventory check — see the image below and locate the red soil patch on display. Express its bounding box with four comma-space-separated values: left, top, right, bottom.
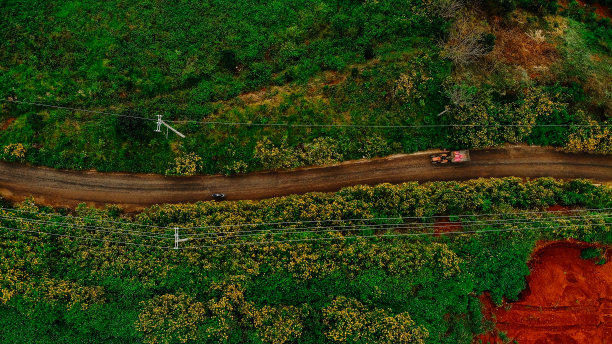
546, 204, 574, 214
434, 217, 463, 236
547, 204, 571, 212
576, 0, 612, 19
559, 0, 611, 19
1, 117, 16, 130
476, 241, 612, 344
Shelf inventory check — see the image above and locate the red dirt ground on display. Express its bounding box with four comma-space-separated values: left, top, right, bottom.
434, 217, 463, 236
546, 205, 574, 215
476, 241, 612, 344
576, 0, 612, 19
1, 117, 16, 130
560, 0, 612, 19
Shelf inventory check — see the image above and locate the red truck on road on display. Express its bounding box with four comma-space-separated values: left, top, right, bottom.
430, 150, 470, 165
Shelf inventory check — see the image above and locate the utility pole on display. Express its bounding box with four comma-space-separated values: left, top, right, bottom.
174, 227, 189, 250
155, 114, 163, 132
155, 115, 185, 138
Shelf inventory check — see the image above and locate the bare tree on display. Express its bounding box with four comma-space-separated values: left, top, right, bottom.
441, 12, 490, 66
428, 0, 465, 19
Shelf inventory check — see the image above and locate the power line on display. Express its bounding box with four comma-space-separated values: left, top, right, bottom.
167, 119, 612, 128
0, 225, 173, 249
0, 206, 177, 230
1, 217, 605, 251
0, 214, 173, 238
2, 210, 606, 244
179, 207, 612, 235
4, 99, 610, 129
182, 222, 606, 250
0, 99, 154, 121
186, 210, 611, 237
196, 213, 611, 241
2, 206, 609, 235
186, 213, 611, 240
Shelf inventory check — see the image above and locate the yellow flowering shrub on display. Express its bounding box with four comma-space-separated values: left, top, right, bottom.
206, 283, 257, 341
395, 69, 432, 102
254, 137, 296, 170
2, 143, 26, 162
0, 267, 24, 304
298, 137, 343, 166
255, 137, 342, 169
0, 179, 608, 343
135, 293, 207, 344
22, 278, 105, 311
253, 305, 306, 344
323, 296, 429, 344
566, 119, 612, 154
165, 152, 202, 176
450, 87, 566, 147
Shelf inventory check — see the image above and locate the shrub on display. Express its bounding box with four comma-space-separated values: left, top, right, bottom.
566, 119, 612, 154
253, 305, 306, 344
356, 135, 391, 159
449, 87, 566, 148
165, 152, 202, 176
247, 63, 273, 89
221, 160, 249, 175
115, 112, 155, 141
135, 293, 207, 344
2, 143, 26, 162
219, 49, 239, 73
254, 137, 297, 170
395, 70, 433, 102
323, 296, 429, 344
580, 247, 601, 260
255, 137, 343, 170
299, 137, 343, 166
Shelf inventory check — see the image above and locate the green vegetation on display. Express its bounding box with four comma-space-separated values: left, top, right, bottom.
580, 246, 607, 264
0, 177, 610, 343
1, 2, 611, 342
0, 0, 610, 174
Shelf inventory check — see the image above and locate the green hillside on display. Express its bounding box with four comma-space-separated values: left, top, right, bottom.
0, 0, 610, 176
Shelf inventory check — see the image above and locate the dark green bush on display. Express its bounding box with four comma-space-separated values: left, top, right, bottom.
580, 247, 602, 260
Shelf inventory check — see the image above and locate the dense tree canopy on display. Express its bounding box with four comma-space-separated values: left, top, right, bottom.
0, 178, 610, 343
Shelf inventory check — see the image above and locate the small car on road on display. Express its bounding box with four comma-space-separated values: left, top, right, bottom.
212, 193, 226, 201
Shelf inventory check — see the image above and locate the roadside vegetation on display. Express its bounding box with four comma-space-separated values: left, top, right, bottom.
0, 0, 610, 175
0, 177, 610, 343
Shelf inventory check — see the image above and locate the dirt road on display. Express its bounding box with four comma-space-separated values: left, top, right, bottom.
0, 146, 609, 210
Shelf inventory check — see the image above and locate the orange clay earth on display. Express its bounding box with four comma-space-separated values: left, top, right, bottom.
477, 241, 612, 344
576, 0, 612, 19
